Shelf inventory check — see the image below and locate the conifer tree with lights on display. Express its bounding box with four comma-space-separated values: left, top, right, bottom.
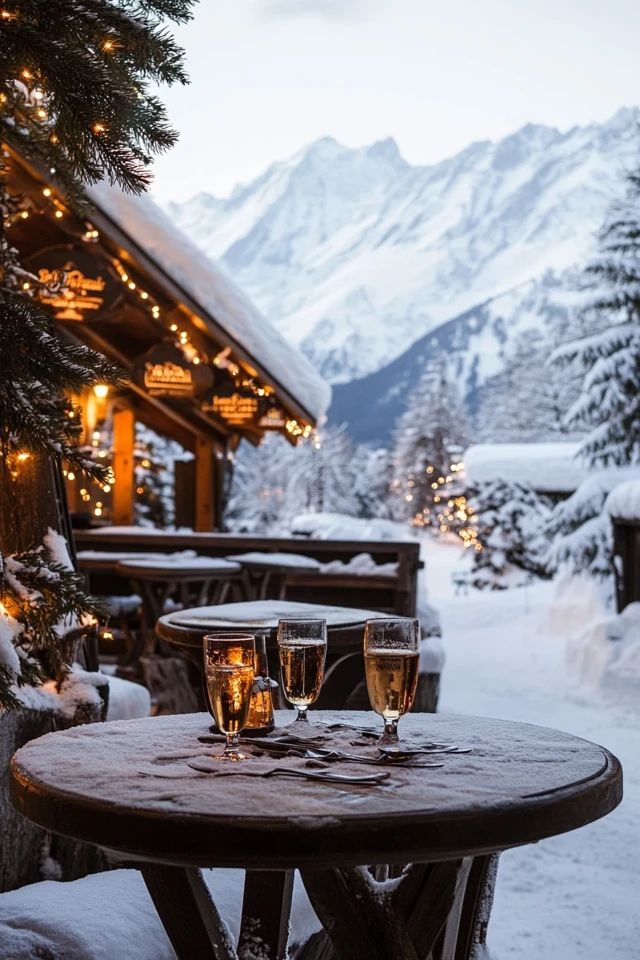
391, 359, 471, 534
466, 479, 551, 590
0, 0, 195, 708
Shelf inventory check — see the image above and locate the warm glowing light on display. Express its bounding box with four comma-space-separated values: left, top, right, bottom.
54, 210, 63, 219
67, 471, 75, 481
93, 383, 109, 399
169, 323, 178, 332
43, 187, 52, 197
92, 123, 106, 135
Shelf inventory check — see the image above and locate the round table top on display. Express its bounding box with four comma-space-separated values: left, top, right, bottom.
159, 599, 386, 634
226, 551, 321, 572
10, 711, 622, 870
117, 558, 241, 579
77, 550, 170, 571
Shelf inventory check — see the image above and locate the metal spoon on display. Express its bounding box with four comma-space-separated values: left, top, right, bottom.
303, 748, 444, 769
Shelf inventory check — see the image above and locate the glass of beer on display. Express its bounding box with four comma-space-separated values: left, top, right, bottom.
203, 634, 256, 761
277, 618, 327, 723
364, 618, 420, 747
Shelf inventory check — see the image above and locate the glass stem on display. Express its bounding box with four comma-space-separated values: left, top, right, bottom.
224, 733, 240, 758
296, 706, 309, 722
381, 719, 399, 744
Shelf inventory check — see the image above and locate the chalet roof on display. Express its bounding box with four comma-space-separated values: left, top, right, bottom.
86, 181, 331, 423
464, 442, 588, 494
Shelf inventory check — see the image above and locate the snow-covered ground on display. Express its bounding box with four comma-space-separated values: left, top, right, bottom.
422, 538, 639, 959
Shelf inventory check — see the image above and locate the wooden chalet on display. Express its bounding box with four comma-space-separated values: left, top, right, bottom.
4, 149, 331, 530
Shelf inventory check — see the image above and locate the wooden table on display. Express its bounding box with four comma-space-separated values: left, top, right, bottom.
10, 712, 622, 960
156, 599, 387, 708
226, 551, 321, 600
117, 558, 242, 655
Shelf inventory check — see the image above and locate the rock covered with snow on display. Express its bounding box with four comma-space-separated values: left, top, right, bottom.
605, 479, 640, 521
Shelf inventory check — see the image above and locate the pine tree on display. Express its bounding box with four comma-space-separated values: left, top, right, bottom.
0, 1, 195, 708
391, 359, 470, 531
478, 328, 582, 442
547, 163, 640, 581
467, 479, 551, 589
555, 167, 640, 465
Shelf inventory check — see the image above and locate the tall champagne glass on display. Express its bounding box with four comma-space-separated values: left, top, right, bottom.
277, 618, 327, 723
364, 618, 420, 747
203, 634, 256, 761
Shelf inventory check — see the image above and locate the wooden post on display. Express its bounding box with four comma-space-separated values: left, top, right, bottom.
112, 407, 135, 526
194, 436, 215, 532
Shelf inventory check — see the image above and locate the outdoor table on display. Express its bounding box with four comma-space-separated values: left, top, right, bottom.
118, 558, 243, 655
156, 599, 386, 708
76, 550, 172, 573
10, 711, 621, 960
226, 551, 321, 600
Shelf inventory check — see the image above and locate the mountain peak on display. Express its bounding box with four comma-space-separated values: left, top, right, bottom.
168, 109, 640, 390
366, 137, 404, 163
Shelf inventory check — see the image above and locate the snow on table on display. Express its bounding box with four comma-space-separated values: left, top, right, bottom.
167, 599, 384, 628
10, 711, 618, 870
118, 556, 241, 572
226, 551, 321, 569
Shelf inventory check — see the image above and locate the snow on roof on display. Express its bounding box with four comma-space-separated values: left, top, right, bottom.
86, 181, 331, 422
605, 479, 640, 521
464, 443, 588, 493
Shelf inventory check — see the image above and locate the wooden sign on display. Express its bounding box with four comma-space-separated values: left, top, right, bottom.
207, 392, 259, 426
258, 406, 287, 430
25, 244, 119, 320
133, 343, 212, 399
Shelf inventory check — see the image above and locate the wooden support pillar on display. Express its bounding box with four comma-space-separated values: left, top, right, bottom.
112, 407, 135, 526
194, 436, 215, 532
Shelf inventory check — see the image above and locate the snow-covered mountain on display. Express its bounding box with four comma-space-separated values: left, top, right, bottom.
167, 107, 640, 395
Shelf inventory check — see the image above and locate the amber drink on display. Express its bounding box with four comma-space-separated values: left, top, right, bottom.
207, 663, 254, 737
365, 649, 419, 721
280, 641, 326, 707
277, 619, 327, 723
364, 618, 420, 747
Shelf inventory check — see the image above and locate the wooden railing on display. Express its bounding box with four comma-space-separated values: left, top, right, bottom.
73, 530, 422, 616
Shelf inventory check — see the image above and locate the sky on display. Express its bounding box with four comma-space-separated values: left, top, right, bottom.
151, 0, 640, 202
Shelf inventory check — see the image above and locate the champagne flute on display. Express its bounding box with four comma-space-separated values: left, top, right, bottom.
277, 618, 327, 724
203, 634, 256, 761
364, 618, 420, 748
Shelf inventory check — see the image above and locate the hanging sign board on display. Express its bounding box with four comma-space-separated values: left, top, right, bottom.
258, 406, 287, 430
206, 392, 260, 426
25, 244, 119, 320
133, 343, 212, 399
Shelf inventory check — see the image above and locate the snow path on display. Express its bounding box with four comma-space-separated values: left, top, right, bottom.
422, 539, 639, 960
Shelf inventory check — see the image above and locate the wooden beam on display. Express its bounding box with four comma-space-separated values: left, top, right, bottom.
112, 407, 135, 525
194, 436, 215, 532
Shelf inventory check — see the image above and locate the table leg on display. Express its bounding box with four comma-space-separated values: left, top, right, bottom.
240, 869, 294, 960
298, 854, 499, 960
141, 865, 235, 960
